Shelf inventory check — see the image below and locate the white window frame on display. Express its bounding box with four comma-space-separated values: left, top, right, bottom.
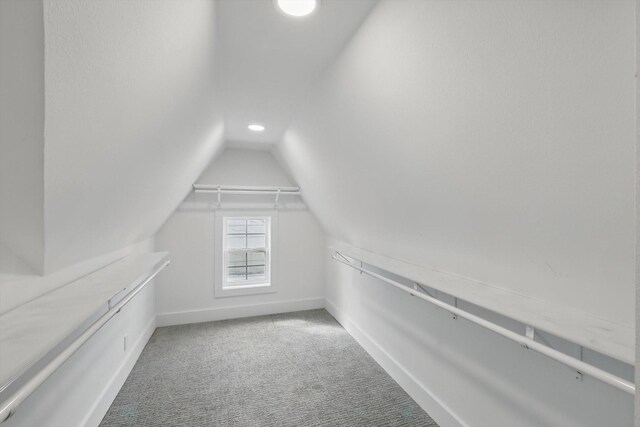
214, 211, 278, 298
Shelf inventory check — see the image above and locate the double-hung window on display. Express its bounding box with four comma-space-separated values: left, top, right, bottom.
224, 217, 270, 286
215, 213, 277, 297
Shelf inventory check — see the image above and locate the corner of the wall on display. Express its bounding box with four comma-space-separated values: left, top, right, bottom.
324, 298, 468, 427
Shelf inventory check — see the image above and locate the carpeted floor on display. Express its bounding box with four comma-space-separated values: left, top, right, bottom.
100, 309, 439, 427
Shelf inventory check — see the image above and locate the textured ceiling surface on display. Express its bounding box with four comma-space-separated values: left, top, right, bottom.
217, 0, 376, 144
37, 0, 375, 273
7, 0, 635, 330
43, 0, 225, 272
278, 0, 635, 326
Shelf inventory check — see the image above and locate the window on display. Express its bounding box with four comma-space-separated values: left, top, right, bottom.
215, 212, 278, 297
224, 217, 270, 286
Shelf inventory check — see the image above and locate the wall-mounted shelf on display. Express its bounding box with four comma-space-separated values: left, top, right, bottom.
331, 244, 634, 394
0, 252, 170, 422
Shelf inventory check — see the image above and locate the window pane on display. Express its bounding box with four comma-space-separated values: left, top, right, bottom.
227, 266, 246, 282
223, 217, 270, 287
227, 219, 246, 234
247, 234, 265, 249
227, 235, 247, 249
247, 219, 265, 234
247, 265, 265, 280
247, 251, 265, 265
227, 252, 247, 268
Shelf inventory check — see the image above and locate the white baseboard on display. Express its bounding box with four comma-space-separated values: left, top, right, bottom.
324, 298, 467, 427
156, 297, 325, 327
81, 316, 157, 427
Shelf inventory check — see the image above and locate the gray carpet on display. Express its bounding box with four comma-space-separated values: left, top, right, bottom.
100, 309, 439, 427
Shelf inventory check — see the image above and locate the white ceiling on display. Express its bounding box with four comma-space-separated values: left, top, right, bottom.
42, 0, 225, 272
217, 0, 376, 144
279, 0, 636, 326
1, 0, 376, 275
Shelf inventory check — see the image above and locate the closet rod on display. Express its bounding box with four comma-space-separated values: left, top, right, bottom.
193, 184, 300, 194
331, 251, 635, 396
0, 259, 170, 423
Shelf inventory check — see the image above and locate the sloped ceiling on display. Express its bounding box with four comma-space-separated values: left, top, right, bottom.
277, 0, 636, 326
0, 0, 45, 274
7, 0, 634, 329
43, 0, 224, 272
217, 0, 376, 144
34, 0, 378, 274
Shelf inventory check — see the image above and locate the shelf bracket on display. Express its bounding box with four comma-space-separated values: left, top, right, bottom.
414, 282, 435, 298
526, 325, 535, 340
411, 283, 418, 296
274, 188, 281, 209
107, 288, 127, 310
575, 345, 584, 381
333, 251, 351, 264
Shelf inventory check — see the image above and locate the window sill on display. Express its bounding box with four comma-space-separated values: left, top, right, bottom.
215, 282, 276, 298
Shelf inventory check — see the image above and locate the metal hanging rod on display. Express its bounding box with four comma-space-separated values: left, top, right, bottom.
0, 258, 170, 423
331, 250, 635, 396
193, 184, 300, 194
192, 185, 301, 208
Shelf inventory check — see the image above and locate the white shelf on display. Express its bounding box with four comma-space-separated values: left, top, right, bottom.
332, 244, 633, 365
0, 252, 170, 393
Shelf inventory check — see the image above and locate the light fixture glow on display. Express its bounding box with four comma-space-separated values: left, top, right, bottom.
248, 124, 265, 132
275, 0, 318, 17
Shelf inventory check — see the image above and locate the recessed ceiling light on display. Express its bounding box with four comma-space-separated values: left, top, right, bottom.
275, 0, 318, 17
248, 124, 265, 132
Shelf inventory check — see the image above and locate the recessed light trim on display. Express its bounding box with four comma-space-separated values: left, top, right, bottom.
274, 0, 318, 17
248, 124, 266, 132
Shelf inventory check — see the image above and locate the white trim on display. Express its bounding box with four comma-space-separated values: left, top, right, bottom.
81, 315, 157, 427
156, 297, 325, 327
214, 211, 279, 298
324, 298, 467, 427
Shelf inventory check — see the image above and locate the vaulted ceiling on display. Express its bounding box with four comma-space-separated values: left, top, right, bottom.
217, 0, 376, 144
1, 0, 635, 329
1, 0, 377, 274
277, 0, 636, 326
42, 0, 225, 272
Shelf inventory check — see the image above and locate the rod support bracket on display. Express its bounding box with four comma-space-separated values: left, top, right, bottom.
274, 188, 281, 208
526, 325, 535, 340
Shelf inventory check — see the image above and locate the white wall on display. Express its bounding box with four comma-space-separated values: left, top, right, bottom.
0, 0, 45, 274
197, 147, 294, 187
280, 0, 636, 327
42, 0, 225, 273
326, 241, 633, 427
635, 1, 639, 425
3, 242, 157, 427
155, 148, 325, 325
